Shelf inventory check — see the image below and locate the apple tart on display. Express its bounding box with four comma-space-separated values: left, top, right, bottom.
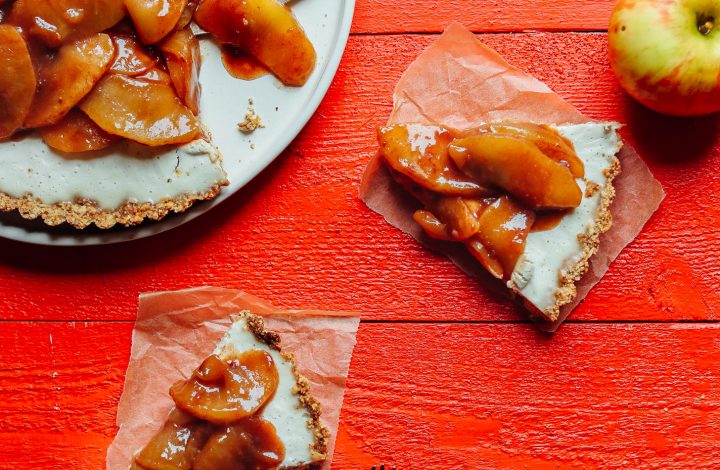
377, 121, 622, 321
131, 312, 328, 470
0, 0, 315, 229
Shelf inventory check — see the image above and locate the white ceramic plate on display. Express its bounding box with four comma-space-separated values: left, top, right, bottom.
0, 0, 355, 246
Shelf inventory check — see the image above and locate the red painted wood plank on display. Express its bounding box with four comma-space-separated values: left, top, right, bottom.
0, 322, 718, 468
0, 34, 717, 322
352, 0, 615, 33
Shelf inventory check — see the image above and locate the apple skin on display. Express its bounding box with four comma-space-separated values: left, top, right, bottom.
609, 0, 720, 116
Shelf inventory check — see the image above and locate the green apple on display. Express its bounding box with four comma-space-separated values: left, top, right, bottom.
609, 0, 720, 116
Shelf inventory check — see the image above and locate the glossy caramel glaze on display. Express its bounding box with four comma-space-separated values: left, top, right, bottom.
531, 210, 570, 232
379, 123, 584, 279
109, 34, 159, 76
475, 195, 535, 277
221, 45, 271, 81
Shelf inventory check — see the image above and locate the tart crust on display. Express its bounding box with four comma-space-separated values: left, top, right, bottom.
518, 156, 621, 321
0, 182, 228, 229
231, 311, 329, 468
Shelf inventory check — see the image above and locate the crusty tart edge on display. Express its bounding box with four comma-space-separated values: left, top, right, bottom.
0, 183, 228, 230
224, 311, 330, 469
517, 151, 622, 322
0, 127, 228, 230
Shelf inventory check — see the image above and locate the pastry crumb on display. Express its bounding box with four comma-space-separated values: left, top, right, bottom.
238, 98, 264, 134
585, 181, 600, 197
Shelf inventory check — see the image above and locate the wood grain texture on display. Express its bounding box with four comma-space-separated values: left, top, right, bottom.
0, 322, 718, 468
0, 33, 717, 323
352, 0, 615, 33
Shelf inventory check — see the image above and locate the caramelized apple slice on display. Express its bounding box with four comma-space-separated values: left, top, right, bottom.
468, 122, 584, 178
449, 134, 582, 209
80, 74, 201, 146
170, 351, 279, 425
194, 0, 316, 86
413, 210, 452, 240
378, 124, 490, 198
159, 28, 201, 114
428, 197, 486, 241
24, 34, 115, 129
465, 238, 504, 280
7, 0, 126, 48
40, 108, 120, 153
110, 34, 159, 76
474, 196, 535, 279
125, 0, 188, 44
176, 0, 199, 31
0, 25, 36, 139
135, 409, 212, 470
193, 418, 285, 470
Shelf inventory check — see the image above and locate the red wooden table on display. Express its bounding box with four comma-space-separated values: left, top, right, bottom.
2, 1, 720, 468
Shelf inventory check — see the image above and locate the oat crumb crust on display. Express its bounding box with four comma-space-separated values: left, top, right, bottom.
233, 311, 329, 469
0, 183, 227, 230
523, 156, 622, 322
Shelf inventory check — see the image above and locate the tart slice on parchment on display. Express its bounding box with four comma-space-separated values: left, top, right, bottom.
106, 287, 359, 470
131, 312, 327, 469
360, 23, 665, 330
376, 121, 622, 322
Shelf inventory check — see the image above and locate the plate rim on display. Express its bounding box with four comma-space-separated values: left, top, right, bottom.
0, 0, 355, 247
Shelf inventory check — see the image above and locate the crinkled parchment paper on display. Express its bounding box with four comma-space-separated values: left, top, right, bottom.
360, 22, 665, 332
107, 287, 360, 469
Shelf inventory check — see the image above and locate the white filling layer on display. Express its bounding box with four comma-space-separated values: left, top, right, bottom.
214, 318, 317, 469
0, 135, 226, 209
509, 122, 622, 312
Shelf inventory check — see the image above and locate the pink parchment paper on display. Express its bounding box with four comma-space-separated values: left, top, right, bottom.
106, 287, 360, 469
359, 22, 665, 332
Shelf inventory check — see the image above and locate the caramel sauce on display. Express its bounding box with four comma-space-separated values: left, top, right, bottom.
379, 123, 585, 279
532, 210, 569, 232
475, 195, 535, 278
221, 44, 270, 81
135, 351, 285, 470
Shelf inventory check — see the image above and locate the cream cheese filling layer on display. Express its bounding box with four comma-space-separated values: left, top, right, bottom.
0, 134, 226, 209
509, 122, 622, 312
214, 318, 317, 469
